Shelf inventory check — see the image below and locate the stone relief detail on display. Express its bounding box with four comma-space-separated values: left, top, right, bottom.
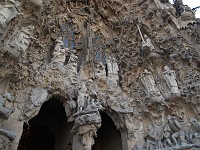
141, 69, 163, 101
2, 24, 35, 58
163, 66, 180, 96
0, 0, 20, 33
51, 37, 69, 69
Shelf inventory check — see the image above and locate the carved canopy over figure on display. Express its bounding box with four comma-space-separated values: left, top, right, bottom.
0, 0, 20, 30
141, 69, 161, 97
163, 66, 180, 94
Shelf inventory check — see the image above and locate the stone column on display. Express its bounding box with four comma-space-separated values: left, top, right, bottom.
72, 134, 84, 150
120, 131, 136, 150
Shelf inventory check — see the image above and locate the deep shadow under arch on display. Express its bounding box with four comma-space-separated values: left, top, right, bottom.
17, 97, 73, 150
92, 111, 123, 150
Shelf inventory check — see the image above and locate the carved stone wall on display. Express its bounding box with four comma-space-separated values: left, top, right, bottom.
0, 0, 200, 150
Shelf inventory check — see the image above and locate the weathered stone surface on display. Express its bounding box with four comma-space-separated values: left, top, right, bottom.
0, 0, 200, 149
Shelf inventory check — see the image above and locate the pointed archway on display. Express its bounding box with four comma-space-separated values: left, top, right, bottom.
92, 111, 123, 150
17, 97, 73, 150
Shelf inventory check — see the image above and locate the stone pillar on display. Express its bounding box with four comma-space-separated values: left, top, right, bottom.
72, 134, 84, 150
120, 131, 136, 150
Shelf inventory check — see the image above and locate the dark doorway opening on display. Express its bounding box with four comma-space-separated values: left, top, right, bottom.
92, 112, 123, 150
17, 97, 73, 150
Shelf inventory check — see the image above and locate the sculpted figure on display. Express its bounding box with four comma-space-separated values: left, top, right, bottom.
67, 50, 78, 75
163, 125, 173, 147
77, 82, 88, 112
0, 0, 20, 30
145, 125, 157, 150
51, 37, 69, 69
189, 118, 200, 133
163, 66, 180, 94
5, 25, 35, 58
142, 35, 156, 52
85, 99, 103, 111
107, 56, 119, 79
141, 69, 161, 97
167, 115, 186, 146
189, 118, 200, 144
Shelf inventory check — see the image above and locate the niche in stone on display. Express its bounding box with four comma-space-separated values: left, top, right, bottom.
17, 97, 73, 150
92, 112, 123, 150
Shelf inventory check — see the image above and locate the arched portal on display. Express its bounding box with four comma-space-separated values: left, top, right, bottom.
17, 97, 73, 150
92, 112, 123, 150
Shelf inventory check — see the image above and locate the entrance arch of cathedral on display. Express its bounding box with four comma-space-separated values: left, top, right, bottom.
92, 111, 123, 150
17, 96, 73, 150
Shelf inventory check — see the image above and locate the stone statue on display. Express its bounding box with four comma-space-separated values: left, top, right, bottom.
189, 118, 200, 144
189, 118, 200, 133
85, 99, 103, 111
141, 69, 161, 98
77, 82, 88, 113
145, 125, 157, 150
167, 115, 187, 146
0, 0, 20, 31
163, 66, 180, 94
163, 124, 173, 147
107, 56, 119, 79
51, 37, 69, 69
5, 25, 35, 58
67, 50, 78, 75
142, 35, 156, 52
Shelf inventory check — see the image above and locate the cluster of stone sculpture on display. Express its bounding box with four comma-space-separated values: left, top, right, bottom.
143, 116, 200, 150
141, 65, 180, 102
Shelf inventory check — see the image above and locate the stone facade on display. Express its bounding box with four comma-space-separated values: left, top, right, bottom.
0, 0, 200, 150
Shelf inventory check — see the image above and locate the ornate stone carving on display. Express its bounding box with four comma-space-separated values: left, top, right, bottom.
163, 66, 180, 96
0, 0, 20, 32
51, 37, 69, 69
2, 24, 35, 58
141, 69, 162, 99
